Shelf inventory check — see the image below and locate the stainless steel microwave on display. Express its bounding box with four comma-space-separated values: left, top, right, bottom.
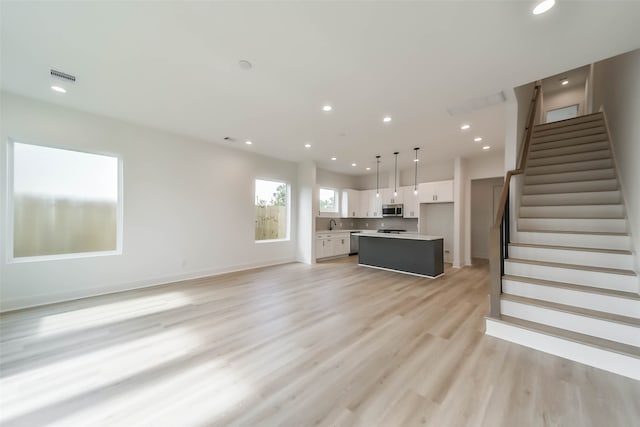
382, 204, 403, 217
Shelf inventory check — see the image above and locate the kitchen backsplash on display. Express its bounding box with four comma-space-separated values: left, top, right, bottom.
316, 217, 418, 232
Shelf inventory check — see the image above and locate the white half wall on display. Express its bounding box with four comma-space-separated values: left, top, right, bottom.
0, 93, 298, 311
593, 48, 640, 275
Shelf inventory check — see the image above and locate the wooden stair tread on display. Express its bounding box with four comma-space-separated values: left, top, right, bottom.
517, 216, 625, 220
508, 242, 632, 255
501, 294, 640, 327
502, 274, 640, 300
506, 258, 636, 276
530, 140, 608, 153
495, 315, 640, 359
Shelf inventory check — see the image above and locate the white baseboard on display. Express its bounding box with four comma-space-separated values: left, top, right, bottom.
0, 258, 297, 313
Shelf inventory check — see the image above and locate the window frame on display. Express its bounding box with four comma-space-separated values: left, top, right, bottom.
253, 177, 291, 243
318, 186, 340, 215
6, 138, 124, 263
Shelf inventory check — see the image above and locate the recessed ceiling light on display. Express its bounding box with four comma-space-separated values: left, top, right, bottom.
245, 140, 252, 145
304, 143, 311, 148
482, 145, 491, 150
238, 60, 253, 70
474, 137, 483, 142
414, 159, 419, 162
331, 157, 337, 161
51, 85, 66, 93
533, 0, 555, 15
366, 167, 371, 170
383, 116, 392, 123
561, 79, 569, 85
351, 163, 357, 167
460, 124, 470, 130
322, 105, 332, 112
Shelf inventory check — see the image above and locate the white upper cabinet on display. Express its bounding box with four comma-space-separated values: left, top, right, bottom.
418, 180, 454, 203
402, 186, 419, 218
380, 188, 404, 205
357, 189, 382, 218
341, 189, 360, 218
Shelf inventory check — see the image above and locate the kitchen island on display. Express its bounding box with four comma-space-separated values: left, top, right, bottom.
353, 233, 444, 278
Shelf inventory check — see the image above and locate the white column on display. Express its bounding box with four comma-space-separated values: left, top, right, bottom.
296, 160, 316, 264
453, 157, 465, 268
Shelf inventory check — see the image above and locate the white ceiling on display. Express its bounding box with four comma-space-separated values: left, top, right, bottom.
2, 1, 639, 174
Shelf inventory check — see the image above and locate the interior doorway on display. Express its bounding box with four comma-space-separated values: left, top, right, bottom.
471, 177, 504, 263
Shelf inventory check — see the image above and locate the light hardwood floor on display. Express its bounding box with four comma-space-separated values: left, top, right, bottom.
1, 257, 639, 427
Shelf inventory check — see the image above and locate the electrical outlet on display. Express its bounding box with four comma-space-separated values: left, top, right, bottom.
365, 223, 368, 227
445, 250, 450, 254
381, 222, 384, 227
350, 222, 354, 226
339, 223, 343, 227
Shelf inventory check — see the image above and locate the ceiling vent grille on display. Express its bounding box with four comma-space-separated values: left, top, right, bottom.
447, 91, 506, 116
50, 69, 76, 83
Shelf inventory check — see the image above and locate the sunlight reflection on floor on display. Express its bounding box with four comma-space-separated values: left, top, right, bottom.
36, 292, 192, 336
1, 326, 200, 423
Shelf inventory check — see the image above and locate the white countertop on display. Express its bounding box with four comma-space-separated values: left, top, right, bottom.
315, 229, 374, 234
352, 232, 443, 241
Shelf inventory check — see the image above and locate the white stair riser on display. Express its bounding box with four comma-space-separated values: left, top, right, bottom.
519, 205, 624, 219
513, 231, 630, 250
534, 119, 604, 137
501, 299, 640, 347
527, 150, 610, 167
508, 246, 634, 270
502, 279, 640, 318
485, 319, 640, 381
531, 127, 606, 145
529, 141, 610, 159
504, 261, 637, 292
524, 179, 618, 195
521, 191, 621, 206
526, 159, 612, 175
524, 169, 616, 185
518, 218, 627, 233
531, 133, 608, 152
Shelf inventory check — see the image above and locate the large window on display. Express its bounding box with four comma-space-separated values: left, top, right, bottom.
9, 141, 121, 260
255, 178, 289, 241
319, 187, 339, 213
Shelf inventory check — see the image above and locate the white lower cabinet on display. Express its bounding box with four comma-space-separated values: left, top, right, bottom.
316, 233, 350, 259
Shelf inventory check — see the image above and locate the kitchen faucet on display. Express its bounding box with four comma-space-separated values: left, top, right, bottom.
329, 219, 337, 230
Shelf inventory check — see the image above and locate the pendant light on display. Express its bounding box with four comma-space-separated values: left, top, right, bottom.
375, 155, 381, 198
413, 147, 420, 195
393, 152, 399, 197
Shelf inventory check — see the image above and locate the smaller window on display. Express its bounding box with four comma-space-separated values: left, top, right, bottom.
546, 104, 578, 123
319, 187, 339, 213
255, 179, 289, 241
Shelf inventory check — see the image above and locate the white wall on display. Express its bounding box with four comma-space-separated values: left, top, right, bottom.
592, 49, 640, 274
471, 177, 504, 259
542, 85, 586, 122
0, 93, 298, 310
400, 159, 454, 187
316, 168, 358, 190
420, 203, 454, 263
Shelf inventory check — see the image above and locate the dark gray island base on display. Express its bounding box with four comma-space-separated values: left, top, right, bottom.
355, 233, 444, 278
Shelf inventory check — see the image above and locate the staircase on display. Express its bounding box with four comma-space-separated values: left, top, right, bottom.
486, 112, 640, 380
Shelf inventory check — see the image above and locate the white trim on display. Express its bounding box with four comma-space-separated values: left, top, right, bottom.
357, 263, 444, 279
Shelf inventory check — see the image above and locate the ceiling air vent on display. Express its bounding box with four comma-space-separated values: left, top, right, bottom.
50, 69, 76, 83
